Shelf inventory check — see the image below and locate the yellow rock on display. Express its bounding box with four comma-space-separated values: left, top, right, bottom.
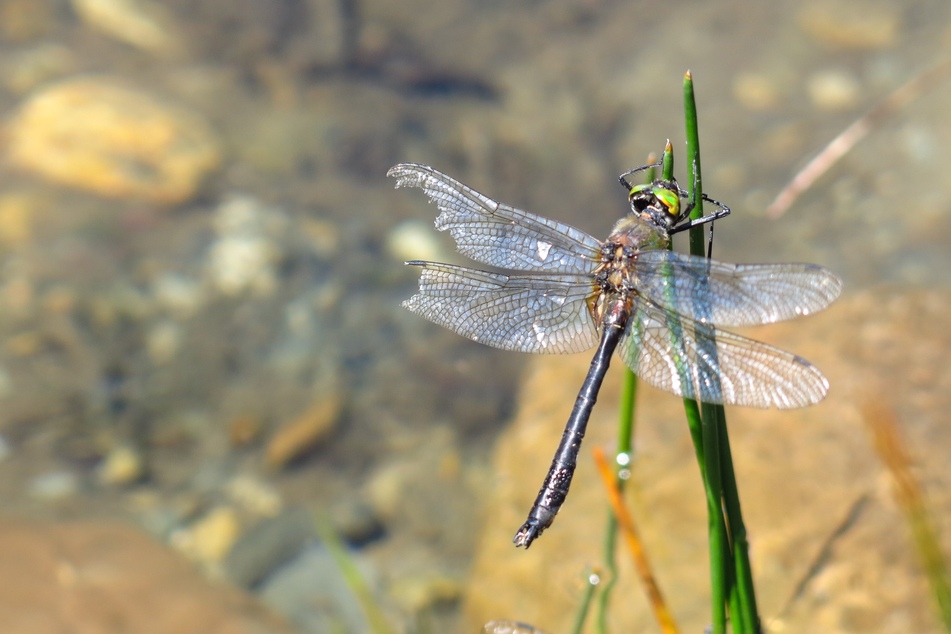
172, 506, 240, 565
0, 192, 38, 245
264, 393, 342, 470
70, 0, 179, 54
798, 1, 900, 50
96, 445, 145, 486
5, 77, 221, 204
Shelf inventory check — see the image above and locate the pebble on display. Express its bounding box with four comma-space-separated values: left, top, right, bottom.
386, 219, 448, 263
300, 217, 341, 260
96, 445, 146, 486
171, 506, 241, 567
29, 470, 78, 499
145, 320, 182, 364
328, 500, 384, 546
151, 273, 203, 318
391, 574, 463, 613
42, 285, 77, 315
0, 518, 297, 632
798, 1, 901, 50
205, 195, 284, 297
227, 415, 263, 448
70, 0, 179, 54
5, 77, 221, 204
807, 69, 862, 111
732, 72, 781, 112
258, 544, 374, 633
264, 392, 343, 470
363, 460, 412, 522
224, 509, 315, 588
224, 474, 282, 516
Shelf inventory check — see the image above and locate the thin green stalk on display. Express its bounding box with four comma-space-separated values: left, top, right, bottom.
596, 369, 636, 633
615, 351, 639, 456
684, 70, 729, 634
661, 138, 710, 491
313, 513, 395, 634
596, 519, 619, 634
721, 428, 761, 633
684, 70, 761, 634
571, 570, 601, 634
698, 402, 727, 634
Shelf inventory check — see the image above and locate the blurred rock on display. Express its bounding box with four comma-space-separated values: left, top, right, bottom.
145, 320, 183, 364
151, 273, 203, 318
0, 0, 57, 42
70, 0, 181, 55
391, 573, 463, 614
732, 72, 781, 112
0, 518, 294, 632
328, 499, 384, 546
96, 444, 146, 486
0, 192, 38, 246
224, 508, 315, 588
798, 1, 900, 50
28, 471, 78, 500
259, 544, 375, 633
228, 415, 263, 448
224, 474, 282, 517
205, 195, 285, 297
807, 69, 862, 111
264, 392, 342, 470
387, 219, 449, 264
464, 289, 951, 633
171, 506, 241, 567
5, 77, 221, 204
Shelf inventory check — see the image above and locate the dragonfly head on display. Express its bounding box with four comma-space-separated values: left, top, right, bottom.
627, 180, 686, 232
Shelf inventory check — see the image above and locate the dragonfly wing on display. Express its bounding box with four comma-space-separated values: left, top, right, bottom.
403, 262, 600, 353
388, 163, 602, 274
633, 250, 842, 327
618, 296, 829, 408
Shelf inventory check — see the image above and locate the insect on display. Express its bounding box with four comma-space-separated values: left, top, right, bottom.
390, 161, 841, 548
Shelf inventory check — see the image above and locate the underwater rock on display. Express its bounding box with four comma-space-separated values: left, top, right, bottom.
5, 77, 221, 204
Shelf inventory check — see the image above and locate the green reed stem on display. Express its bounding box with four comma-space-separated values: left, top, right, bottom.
684, 70, 761, 634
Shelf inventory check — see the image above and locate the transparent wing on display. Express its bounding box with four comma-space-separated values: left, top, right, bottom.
402, 262, 599, 353
618, 296, 829, 409
632, 250, 842, 327
388, 163, 602, 274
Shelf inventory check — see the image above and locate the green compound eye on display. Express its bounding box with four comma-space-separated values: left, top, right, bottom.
627, 183, 651, 199
653, 186, 680, 218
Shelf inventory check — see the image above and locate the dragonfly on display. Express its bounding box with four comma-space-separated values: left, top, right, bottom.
389, 161, 842, 548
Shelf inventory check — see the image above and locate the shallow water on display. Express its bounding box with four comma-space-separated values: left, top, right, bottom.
0, 0, 948, 632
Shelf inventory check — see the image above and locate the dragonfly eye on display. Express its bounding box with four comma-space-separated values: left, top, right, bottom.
652, 186, 681, 221
627, 184, 653, 211
629, 181, 683, 231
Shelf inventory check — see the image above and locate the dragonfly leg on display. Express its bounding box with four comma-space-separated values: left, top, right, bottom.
618, 161, 662, 191
671, 196, 730, 257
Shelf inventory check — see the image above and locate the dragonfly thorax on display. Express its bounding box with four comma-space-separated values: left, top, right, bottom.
594, 222, 662, 292
607, 214, 670, 254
